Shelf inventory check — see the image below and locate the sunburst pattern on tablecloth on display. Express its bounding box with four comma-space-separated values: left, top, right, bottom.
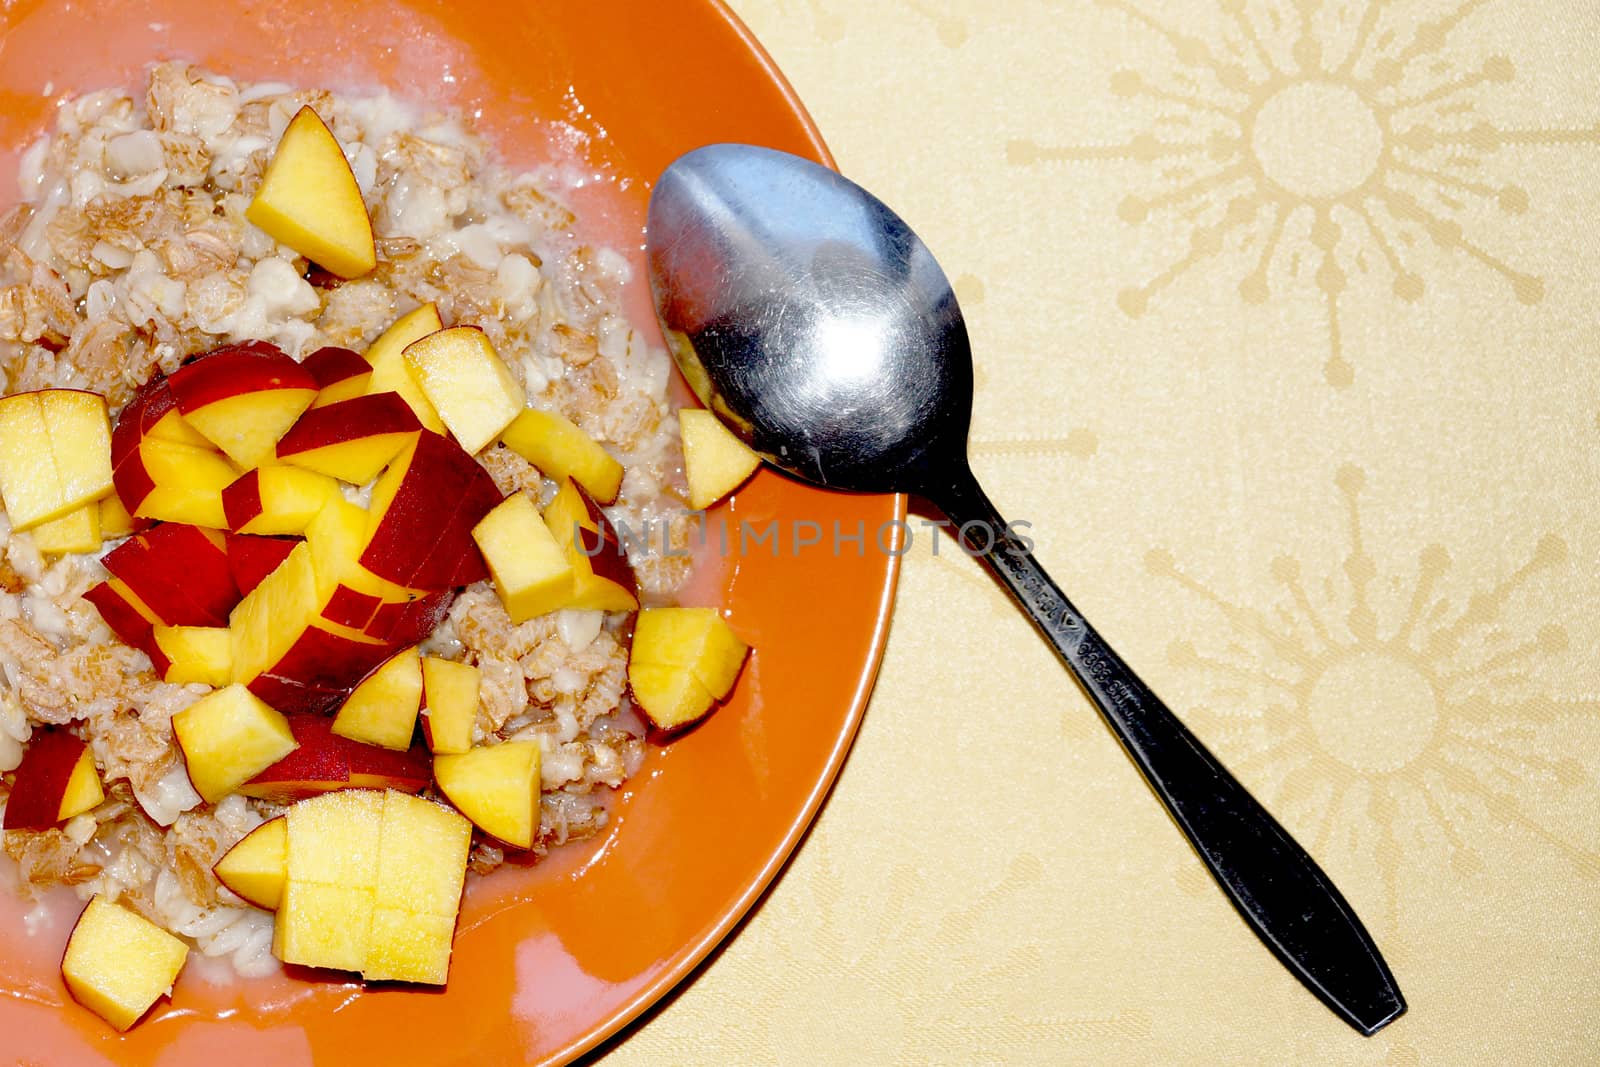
1145, 465, 1599, 927
1009, 0, 1600, 386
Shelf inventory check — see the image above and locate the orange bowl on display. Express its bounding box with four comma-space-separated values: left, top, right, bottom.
0, 2, 900, 1063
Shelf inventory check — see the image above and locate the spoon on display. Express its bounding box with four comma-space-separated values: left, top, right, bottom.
645, 143, 1405, 1036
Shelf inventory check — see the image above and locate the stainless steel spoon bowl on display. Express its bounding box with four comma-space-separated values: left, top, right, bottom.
646, 142, 1405, 1036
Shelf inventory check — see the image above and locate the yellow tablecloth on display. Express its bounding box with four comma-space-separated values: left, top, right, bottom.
603, 1, 1600, 1062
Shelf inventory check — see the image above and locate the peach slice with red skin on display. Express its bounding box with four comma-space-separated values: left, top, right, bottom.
228, 531, 419, 713
109, 374, 190, 525
102, 523, 240, 627
223, 508, 452, 714
347, 745, 435, 791
303, 496, 424, 620
240, 715, 431, 803
225, 533, 299, 596
299, 496, 457, 660
123, 439, 240, 529
229, 540, 390, 714
301, 346, 372, 408
303, 345, 370, 388
213, 816, 287, 910
247, 623, 394, 716
109, 373, 176, 453
166, 342, 318, 469
135, 438, 241, 491
542, 478, 639, 613
274, 392, 422, 485
221, 465, 341, 535
110, 373, 242, 531
364, 304, 446, 433
110, 376, 182, 492
3, 729, 104, 830
332, 646, 423, 751
322, 584, 383, 630
241, 718, 356, 803
165, 341, 307, 404
359, 431, 501, 589
83, 579, 171, 675
433, 741, 541, 849
415, 513, 494, 589
364, 590, 454, 646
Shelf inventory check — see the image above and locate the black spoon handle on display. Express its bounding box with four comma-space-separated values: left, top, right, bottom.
926, 462, 1406, 1036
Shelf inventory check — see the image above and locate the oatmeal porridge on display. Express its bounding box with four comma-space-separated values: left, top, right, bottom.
0, 60, 737, 1010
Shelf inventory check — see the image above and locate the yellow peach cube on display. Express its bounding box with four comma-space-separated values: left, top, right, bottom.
471, 494, 575, 623
332, 647, 423, 751
274, 881, 374, 973
499, 407, 623, 505
420, 657, 480, 755
626, 660, 717, 731
433, 741, 541, 849
62, 896, 189, 1031
402, 327, 525, 454
630, 607, 750, 700
362, 906, 456, 985
171, 684, 298, 803
30, 503, 101, 555
376, 792, 471, 916
285, 788, 384, 889
679, 408, 761, 510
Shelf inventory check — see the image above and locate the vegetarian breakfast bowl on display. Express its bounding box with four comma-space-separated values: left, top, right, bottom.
0, 1, 899, 1063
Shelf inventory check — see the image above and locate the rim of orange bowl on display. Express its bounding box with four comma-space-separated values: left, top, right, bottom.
550, 3, 905, 1064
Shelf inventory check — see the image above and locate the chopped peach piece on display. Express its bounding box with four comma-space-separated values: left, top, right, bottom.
62, 897, 188, 1031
